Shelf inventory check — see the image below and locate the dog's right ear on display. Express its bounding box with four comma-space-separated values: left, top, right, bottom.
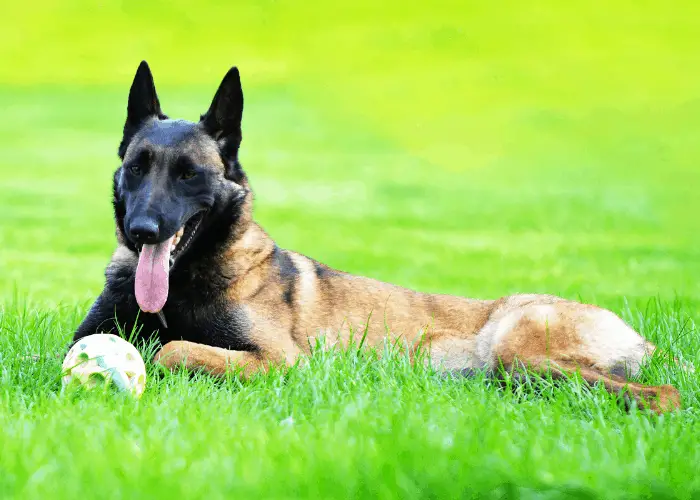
118, 61, 167, 159
200, 67, 244, 180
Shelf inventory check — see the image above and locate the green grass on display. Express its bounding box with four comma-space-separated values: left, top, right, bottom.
1, 0, 700, 498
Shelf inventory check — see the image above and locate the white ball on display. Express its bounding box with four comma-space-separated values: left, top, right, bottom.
62, 333, 147, 398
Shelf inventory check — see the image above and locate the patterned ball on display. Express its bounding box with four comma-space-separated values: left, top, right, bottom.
62, 334, 147, 397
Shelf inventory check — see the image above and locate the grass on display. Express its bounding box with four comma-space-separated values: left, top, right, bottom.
1, 0, 700, 498
1, 300, 699, 499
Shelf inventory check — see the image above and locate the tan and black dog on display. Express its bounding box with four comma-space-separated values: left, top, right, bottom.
73, 61, 683, 413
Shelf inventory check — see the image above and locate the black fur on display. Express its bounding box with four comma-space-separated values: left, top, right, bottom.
74, 264, 257, 352
200, 67, 245, 183
74, 61, 256, 352
119, 61, 168, 159
313, 259, 335, 279
271, 246, 298, 306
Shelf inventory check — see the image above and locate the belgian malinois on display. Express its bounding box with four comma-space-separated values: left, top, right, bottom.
73, 61, 684, 413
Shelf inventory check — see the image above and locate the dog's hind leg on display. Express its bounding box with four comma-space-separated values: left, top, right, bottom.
484, 302, 683, 414
435, 351, 680, 413
506, 358, 681, 414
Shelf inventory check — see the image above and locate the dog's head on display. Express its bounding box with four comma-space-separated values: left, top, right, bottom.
113, 61, 250, 313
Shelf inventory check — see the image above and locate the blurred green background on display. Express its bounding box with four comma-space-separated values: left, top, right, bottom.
2, 0, 700, 310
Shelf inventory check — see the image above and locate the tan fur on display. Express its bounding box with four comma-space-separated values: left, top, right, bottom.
154, 219, 683, 414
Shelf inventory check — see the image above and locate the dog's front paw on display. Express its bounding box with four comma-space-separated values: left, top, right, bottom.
154, 341, 194, 371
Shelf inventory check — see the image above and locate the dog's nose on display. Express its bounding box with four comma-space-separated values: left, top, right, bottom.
128, 217, 160, 244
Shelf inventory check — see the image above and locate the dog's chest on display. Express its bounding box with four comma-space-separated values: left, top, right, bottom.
157, 290, 255, 352
110, 260, 255, 351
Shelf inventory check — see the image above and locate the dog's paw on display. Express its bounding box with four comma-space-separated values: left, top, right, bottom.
647, 384, 682, 414
154, 341, 194, 371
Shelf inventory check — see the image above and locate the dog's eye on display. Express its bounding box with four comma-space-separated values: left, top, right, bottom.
180, 170, 197, 181
127, 164, 142, 176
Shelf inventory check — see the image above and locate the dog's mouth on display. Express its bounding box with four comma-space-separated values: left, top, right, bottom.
134, 211, 206, 314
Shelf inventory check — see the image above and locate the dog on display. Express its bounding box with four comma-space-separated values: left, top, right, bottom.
73, 61, 683, 413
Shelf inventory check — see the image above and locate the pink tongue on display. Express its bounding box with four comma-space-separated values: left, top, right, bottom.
135, 239, 172, 313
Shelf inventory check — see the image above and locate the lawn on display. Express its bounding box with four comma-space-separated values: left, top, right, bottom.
1, 0, 700, 498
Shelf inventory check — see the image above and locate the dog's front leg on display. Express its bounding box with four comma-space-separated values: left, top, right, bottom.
73, 291, 133, 342
154, 341, 273, 378
73, 289, 158, 344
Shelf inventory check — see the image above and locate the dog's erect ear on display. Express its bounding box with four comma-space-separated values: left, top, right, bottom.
200, 67, 244, 171
119, 61, 167, 159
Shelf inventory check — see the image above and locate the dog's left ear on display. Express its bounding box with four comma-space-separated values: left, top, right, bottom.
200, 67, 244, 180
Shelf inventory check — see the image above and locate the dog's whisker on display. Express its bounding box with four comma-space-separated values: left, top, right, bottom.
156, 311, 168, 329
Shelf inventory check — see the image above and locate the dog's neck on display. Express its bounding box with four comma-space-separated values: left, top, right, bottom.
219, 220, 275, 300
223, 221, 275, 274
216, 187, 275, 276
